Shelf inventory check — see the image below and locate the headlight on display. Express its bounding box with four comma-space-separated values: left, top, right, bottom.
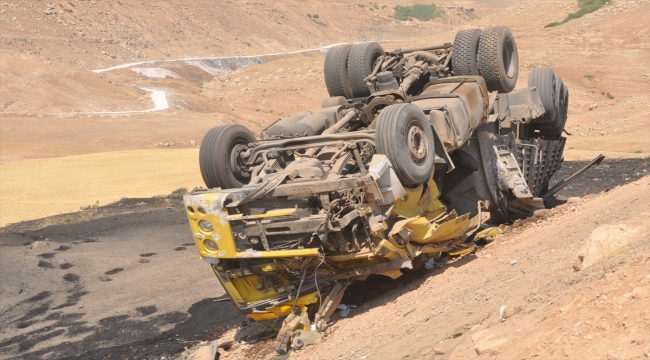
198, 220, 213, 232
204, 239, 218, 251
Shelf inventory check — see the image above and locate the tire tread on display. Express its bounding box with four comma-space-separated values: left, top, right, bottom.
453, 28, 482, 76
324, 45, 352, 98
348, 42, 384, 98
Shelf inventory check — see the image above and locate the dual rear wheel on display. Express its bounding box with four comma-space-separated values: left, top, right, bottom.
528, 67, 569, 138
324, 42, 385, 99
453, 26, 519, 93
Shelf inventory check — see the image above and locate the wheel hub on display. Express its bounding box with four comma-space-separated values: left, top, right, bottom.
407, 125, 428, 162
230, 143, 251, 178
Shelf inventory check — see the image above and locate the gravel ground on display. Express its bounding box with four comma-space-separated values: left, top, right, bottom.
550, 157, 650, 198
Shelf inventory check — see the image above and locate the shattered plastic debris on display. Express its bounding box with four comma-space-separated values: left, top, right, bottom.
424, 258, 436, 270
336, 304, 357, 317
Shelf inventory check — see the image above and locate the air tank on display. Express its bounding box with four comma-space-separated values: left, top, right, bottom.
266, 112, 310, 138
293, 112, 329, 137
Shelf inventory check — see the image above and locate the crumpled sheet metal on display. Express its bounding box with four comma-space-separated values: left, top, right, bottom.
474, 226, 503, 240
389, 212, 475, 245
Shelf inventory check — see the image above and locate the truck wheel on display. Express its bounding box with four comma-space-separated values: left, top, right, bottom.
199, 124, 256, 189
375, 104, 435, 185
452, 28, 482, 76
538, 78, 569, 139
478, 26, 519, 93
324, 44, 353, 98
528, 67, 556, 124
347, 42, 385, 98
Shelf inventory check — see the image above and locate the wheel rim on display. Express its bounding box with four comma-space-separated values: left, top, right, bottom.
407, 121, 428, 164
229, 142, 251, 183
503, 39, 516, 79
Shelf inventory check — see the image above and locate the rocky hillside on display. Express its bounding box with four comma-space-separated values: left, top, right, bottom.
0, 0, 489, 69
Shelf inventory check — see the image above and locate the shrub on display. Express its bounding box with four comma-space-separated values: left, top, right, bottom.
578, 0, 600, 7
394, 4, 444, 21
544, 0, 611, 28
584, 74, 594, 80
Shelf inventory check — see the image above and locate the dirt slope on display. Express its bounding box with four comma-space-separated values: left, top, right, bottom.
0, 0, 491, 68
473, 0, 650, 155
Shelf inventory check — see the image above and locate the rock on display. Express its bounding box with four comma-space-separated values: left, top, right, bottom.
589, 102, 598, 111
30, 241, 50, 249
193, 342, 219, 360
573, 254, 584, 272
190, 140, 196, 146
574, 223, 644, 270
472, 329, 509, 355
433, 347, 446, 354
533, 209, 550, 217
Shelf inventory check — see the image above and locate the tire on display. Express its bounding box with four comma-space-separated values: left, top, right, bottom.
452, 28, 482, 76
539, 78, 569, 139
375, 104, 435, 185
199, 124, 256, 189
324, 44, 353, 98
347, 42, 385, 98
477, 26, 519, 93
528, 67, 556, 124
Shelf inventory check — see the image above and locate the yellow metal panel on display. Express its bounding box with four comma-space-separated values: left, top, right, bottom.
420, 178, 447, 217
393, 185, 424, 218
185, 193, 319, 259
373, 239, 410, 259
475, 226, 503, 239
247, 292, 319, 321
389, 213, 472, 245
414, 213, 470, 244
376, 269, 403, 279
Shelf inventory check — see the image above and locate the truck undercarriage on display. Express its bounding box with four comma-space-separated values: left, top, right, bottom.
183, 27, 577, 352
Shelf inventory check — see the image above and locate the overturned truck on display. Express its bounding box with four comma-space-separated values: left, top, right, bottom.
184, 27, 570, 352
